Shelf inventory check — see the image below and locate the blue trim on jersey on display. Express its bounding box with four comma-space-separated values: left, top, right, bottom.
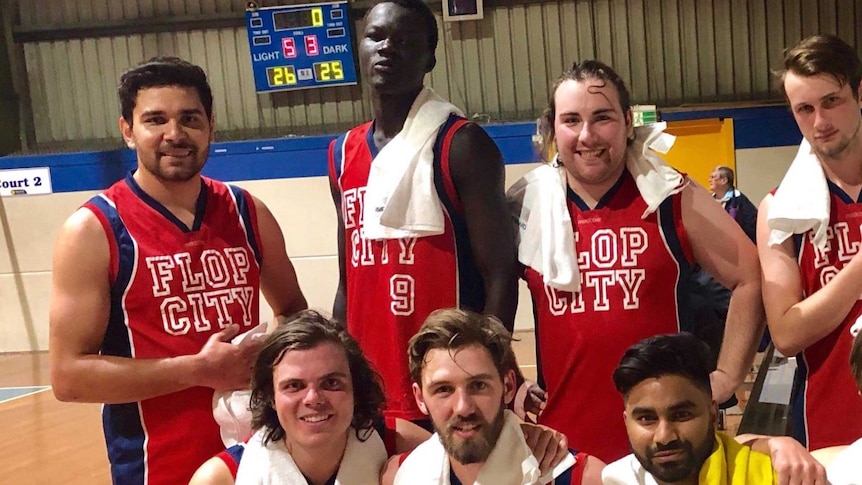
125, 172, 208, 232
432, 114, 486, 313
366, 122, 380, 159
827, 178, 861, 204
103, 403, 147, 485
789, 354, 809, 447
530, 283, 548, 392
656, 197, 694, 333
225, 443, 245, 466
565, 171, 627, 211
227, 184, 262, 266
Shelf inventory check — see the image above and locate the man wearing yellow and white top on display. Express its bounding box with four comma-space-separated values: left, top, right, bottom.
603, 333, 826, 485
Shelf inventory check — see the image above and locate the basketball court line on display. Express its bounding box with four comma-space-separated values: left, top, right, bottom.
0, 386, 51, 404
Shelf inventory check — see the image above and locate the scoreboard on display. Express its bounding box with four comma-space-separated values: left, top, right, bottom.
245, 2, 358, 93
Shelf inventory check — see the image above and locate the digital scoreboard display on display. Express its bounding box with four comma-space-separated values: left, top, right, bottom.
246, 2, 357, 93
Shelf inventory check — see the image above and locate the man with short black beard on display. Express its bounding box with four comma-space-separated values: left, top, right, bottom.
604, 333, 824, 485
380, 308, 604, 485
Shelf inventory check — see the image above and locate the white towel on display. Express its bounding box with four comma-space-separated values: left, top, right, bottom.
393, 410, 576, 485
625, 122, 684, 217
362, 87, 464, 240
235, 427, 387, 485
507, 161, 580, 292
212, 321, 269, 447
601, 454, 659, 485
767, 138, 831, 249
507, 123, 680, 292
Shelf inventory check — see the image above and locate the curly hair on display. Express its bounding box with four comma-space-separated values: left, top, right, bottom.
118, 56, 214, 124
539, 59, 633, 162
408, 308, 516, 385
249, 310, 385, 445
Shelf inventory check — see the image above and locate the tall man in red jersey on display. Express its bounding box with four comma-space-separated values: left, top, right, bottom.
508, 60, 764, 462
328, 0, 517, 428
49, 57, 307, 484
758, 34, 862, 450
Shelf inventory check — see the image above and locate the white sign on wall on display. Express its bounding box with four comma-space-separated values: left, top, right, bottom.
0, 167, 53, 197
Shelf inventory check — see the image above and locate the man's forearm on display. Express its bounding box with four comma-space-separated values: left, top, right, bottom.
717, 279, 765, 388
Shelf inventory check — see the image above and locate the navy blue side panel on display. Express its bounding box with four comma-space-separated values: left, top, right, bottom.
103, 404, 146, 485
227, 184, 262, 266
789, 356, 809, 447
85, 194, 136, 359
433, 115, 485, 313
531, 288, 546, 391
225, 443, 245, 466
657, 197, 694, 333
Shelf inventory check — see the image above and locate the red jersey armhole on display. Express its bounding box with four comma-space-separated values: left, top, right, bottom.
215, 450, 240, 479
570, 452, 589, 485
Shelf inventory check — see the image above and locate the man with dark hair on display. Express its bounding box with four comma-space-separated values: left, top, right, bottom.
381, 308, 605, 484
508, 59, 764, 462
604, 333, 825, 485
328, 0, 518, 428
758, 33, 862, 450
49, 56, 307, 484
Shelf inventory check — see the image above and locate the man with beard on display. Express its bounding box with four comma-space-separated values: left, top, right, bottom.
48, 57, 307, 484
381, 308, 605, 484
604, 333, 825, 485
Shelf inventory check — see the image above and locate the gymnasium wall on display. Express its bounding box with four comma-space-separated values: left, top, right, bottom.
0, 107, 803, 352
4, 0, 860, 151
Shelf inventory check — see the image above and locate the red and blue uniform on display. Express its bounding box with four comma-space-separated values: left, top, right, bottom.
84, 173, 262, 485
789, 180, 862, 450
328, 115, 484, 421
522, 170, 694, 463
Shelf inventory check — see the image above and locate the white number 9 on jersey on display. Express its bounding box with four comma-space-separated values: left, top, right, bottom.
390, 274, 415, 316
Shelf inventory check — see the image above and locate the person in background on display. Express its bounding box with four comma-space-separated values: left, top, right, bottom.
708, 165, 757, 242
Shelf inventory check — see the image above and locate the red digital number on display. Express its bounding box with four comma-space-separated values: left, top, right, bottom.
304, 35, 319, 56
282, 37, 297, 59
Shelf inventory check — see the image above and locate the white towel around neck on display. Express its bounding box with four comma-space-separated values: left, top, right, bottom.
393, 410, 576, 485
507, 123, 681, 292
362, 87, 465, 240
767, 138, 831, 250
235, 427, 387, 485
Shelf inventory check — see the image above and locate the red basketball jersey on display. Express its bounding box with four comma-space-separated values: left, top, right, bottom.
84, 174, 262, 485
329, 116, 485, 420
791, 181, 862, 449
523, 170, 693, 463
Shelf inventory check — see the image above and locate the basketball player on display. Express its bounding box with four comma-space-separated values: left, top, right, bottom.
328, 0, 518, 426
48, 57, 307, 484
381, 308, 604, 485
508, 60, 764, 462
758, 34, 862, 449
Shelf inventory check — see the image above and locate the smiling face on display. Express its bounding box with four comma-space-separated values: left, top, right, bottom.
784, 72, 862, 163
272, 341, 355, 453
120, 85, 212, 183
359, 2, 434, 96
413, 344, 516, 465
552, 78, 633, 192
624, 375, 716, 485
